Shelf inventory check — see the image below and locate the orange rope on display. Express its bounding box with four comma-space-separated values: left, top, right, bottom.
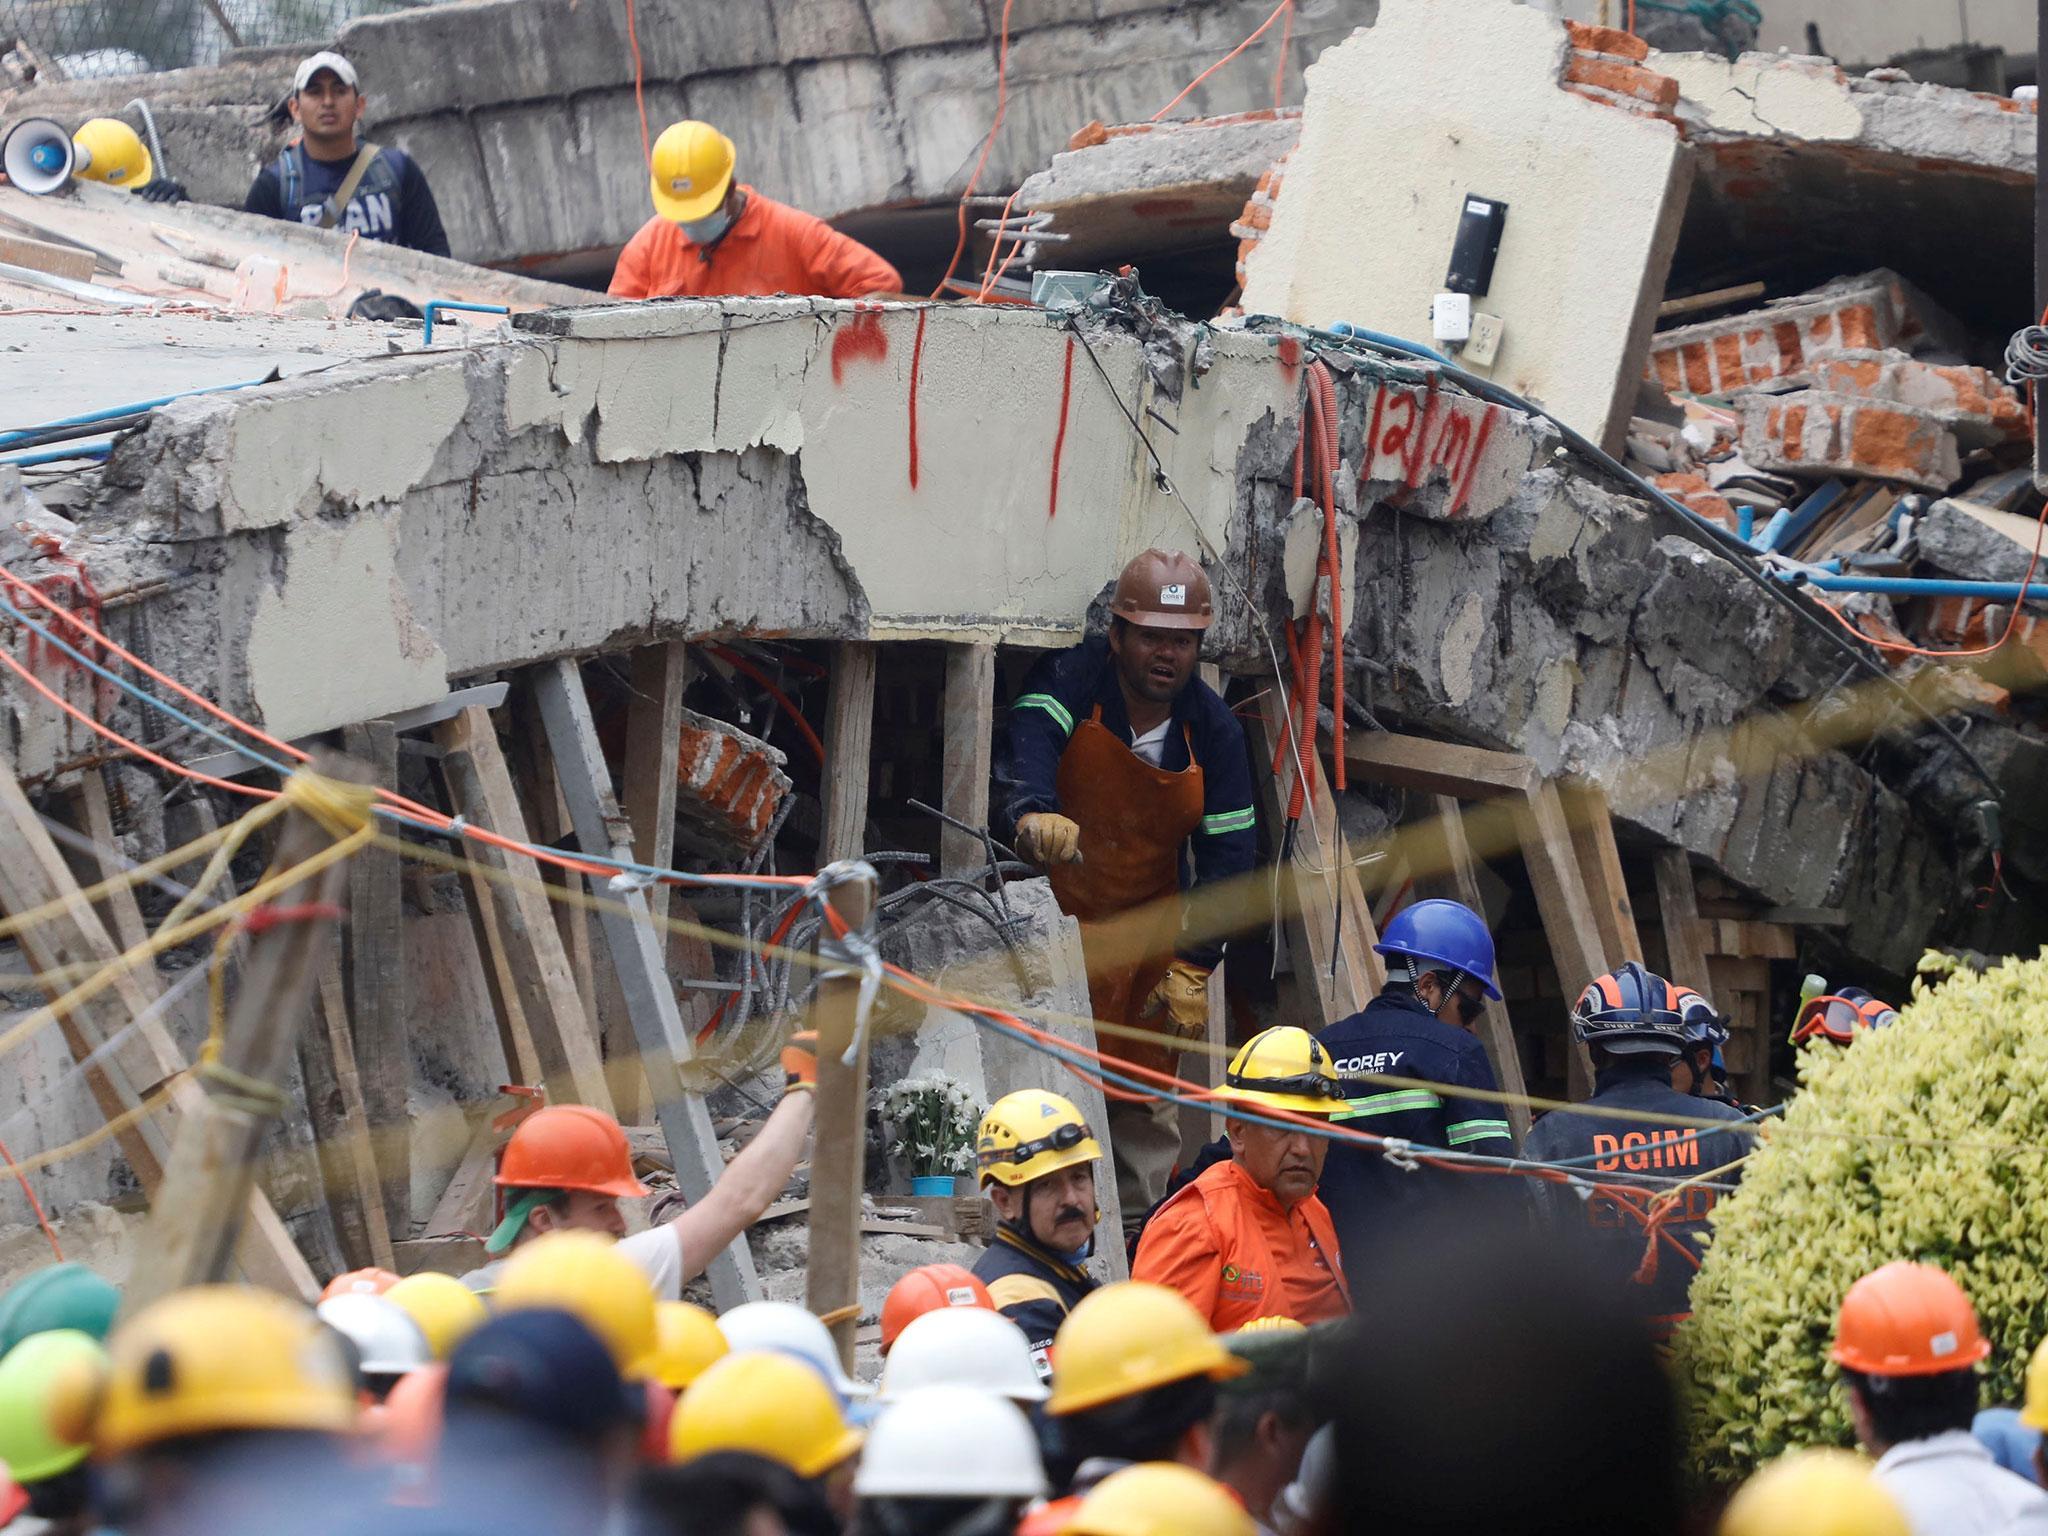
929, 0, 1016, 301
0, 1134, 61, 1261
624, 0, 651, 171
1151, 0, 1295, 123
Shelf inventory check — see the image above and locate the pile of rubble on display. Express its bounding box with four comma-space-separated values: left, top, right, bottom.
1635, 267, 2047, 703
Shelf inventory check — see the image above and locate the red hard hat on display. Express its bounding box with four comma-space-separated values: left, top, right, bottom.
322, 1267, 400, 1301
496, 1105, 649, 1199
880, 1263, 995, 1354
1832, 1261, 1991, 1378
639, 1378, 677, 1463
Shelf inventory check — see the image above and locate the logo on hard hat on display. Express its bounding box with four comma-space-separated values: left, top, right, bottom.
670, 177, 693, 193
1160, 584, 1187, 606
1930, 1331, 1959, 1357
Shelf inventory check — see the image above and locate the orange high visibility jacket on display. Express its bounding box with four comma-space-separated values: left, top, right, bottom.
608, 185, 902, 300
1131, 1158, 1350, 1331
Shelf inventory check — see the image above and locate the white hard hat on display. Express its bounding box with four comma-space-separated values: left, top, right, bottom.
716, 1300, 870, 1399
317, 1293, 431, 1377
853, 1385, 1047, 1500
879, 1305, 1049, 1404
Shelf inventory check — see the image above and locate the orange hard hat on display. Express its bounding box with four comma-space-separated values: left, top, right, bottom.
496, 1105, 648, 1199
1110, 549, 1213, 631
1832, 1261, 1992, 1378
322, 1268, 400, 1301
880, 1264, 995, 1354
377, 1361, 446, 1467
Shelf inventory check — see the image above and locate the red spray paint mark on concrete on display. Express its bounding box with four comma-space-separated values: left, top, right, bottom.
831, 306, 888, 385
1048, 336, 1076, 520
907, 308, 928, 490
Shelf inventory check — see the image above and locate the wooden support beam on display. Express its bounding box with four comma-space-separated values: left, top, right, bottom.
299, 958, 397, 1271
507, 688, 602, 1035
0, 758, 313, 1297
1433, 796, 1531, 1142
1561, 781, 1643, 967
1509, 783, 1601, 1098
939, 643, 997, 876
616, 641, 689, 1124
424, 1114, 500, 1256
129, 759, 357, 1307
1652, 851, 1713, 999
450, 841, 545, 1087
1253, 694, 1383, 1024
1340, 732, 1537, 798
342, 721, 409, 1242
818, 642, 877, 866
1177, 959, 1228, 1160
51, 771, 151, 955
804, 867, 879, 1373
533, 659, 760, 1309
433, 706, 612, 1112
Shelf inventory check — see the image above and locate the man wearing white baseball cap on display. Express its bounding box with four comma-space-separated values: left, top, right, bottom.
244, 50, 450, 256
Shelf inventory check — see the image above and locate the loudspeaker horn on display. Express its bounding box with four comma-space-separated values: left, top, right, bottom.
1, 118, 75, 195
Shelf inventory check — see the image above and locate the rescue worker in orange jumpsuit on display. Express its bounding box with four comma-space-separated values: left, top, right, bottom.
609, 119, 903, 301
1132, 1028, 1350, 1330
1000, 550, 1258, 1234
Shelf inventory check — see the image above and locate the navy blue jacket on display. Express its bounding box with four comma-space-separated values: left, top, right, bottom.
998, 635, 1256, 968
1521, 1061, 1753, 1326
972, 1226, 1099, 1381
1314, 990, 1517, 1285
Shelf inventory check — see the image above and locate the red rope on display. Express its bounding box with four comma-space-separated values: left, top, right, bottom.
0, 1135, 61, 1262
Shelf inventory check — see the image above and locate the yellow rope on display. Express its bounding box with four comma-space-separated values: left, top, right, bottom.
0, 803, 253, 944
0, 768, 375, 1070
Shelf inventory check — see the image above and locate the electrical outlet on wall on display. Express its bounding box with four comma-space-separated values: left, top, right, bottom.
1466, 312, 1505, 368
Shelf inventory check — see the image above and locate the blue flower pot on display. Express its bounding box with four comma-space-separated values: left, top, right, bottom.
911, 1175, 956, 1197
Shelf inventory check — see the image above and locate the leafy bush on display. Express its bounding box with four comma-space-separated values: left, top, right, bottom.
1676, 949, 2048, 1480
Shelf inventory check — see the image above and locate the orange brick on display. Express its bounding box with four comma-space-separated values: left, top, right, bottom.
1564, 54, 1681, 110
1565, 20, 1651, 59
1068, 120, 1109, 151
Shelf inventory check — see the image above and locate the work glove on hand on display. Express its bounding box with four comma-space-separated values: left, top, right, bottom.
134, 178, 187, 204
1141, 959, 1213, 1042
780, 1030, 819, 1096
1016, 812, 1083, 868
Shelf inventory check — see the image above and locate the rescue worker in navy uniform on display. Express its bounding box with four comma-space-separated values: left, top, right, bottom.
1522, 962, 1754, 1341
1001, 550, 1257, 1233
1313, 899, 1517, 1287
244, 52, 451, 257
1671, 985, 1752, 1111
970, 1091, 1104, 1378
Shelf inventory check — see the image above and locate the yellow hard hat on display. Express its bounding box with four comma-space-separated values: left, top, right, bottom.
976, 1090, 1103, 1190
645, 1302, 728, 1391
493, 1231, 658, 1376
1218, 1027, 1343, 1117
1046, 1282, 1248, 1417
1719, 1449, 1909, 1536
91, 1286, 356, 1456
1060, 1463, 1255, 1536
383, 1273, 488, 1362
648, 120, 734, 223
2023, 1337, 2048, 1431
668, 1351, 864, 1478
71, 119, 152, 188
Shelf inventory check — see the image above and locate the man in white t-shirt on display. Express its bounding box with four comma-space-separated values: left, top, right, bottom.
463, 1036, 816, 1299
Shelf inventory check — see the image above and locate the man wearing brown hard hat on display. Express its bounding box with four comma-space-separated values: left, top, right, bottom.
1000, 550, 1256, 1239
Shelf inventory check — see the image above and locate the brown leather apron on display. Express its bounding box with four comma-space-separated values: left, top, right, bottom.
1048, 706, 1206, 1080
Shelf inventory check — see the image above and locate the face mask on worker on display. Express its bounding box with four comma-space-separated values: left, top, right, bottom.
680, 205, 733, 245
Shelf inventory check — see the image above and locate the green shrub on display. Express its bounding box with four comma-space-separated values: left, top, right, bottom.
1676, 949, 2048, 1480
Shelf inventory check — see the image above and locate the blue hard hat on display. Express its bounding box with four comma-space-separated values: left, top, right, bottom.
1672, 988, 1729, 1049
1373, 899, 1501, 1000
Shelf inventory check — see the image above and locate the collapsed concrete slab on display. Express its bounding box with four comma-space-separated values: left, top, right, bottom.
1238, 1, 1693, 452
1655, 50, 2036, 335
0, 292, 2023, 978
4, 0, 1369, 279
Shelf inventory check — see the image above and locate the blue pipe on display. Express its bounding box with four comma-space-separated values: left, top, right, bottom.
0, 445, 113, 467
1324, 321, 1455, 367
1736, 505, 1755, 542
1777, 573, 2048, 603
0, 378, 272, 449
1753, 508, 1792, 552
422, 301, 510, 346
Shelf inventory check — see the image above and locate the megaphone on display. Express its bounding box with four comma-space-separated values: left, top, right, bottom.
2, 118, 74, 195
